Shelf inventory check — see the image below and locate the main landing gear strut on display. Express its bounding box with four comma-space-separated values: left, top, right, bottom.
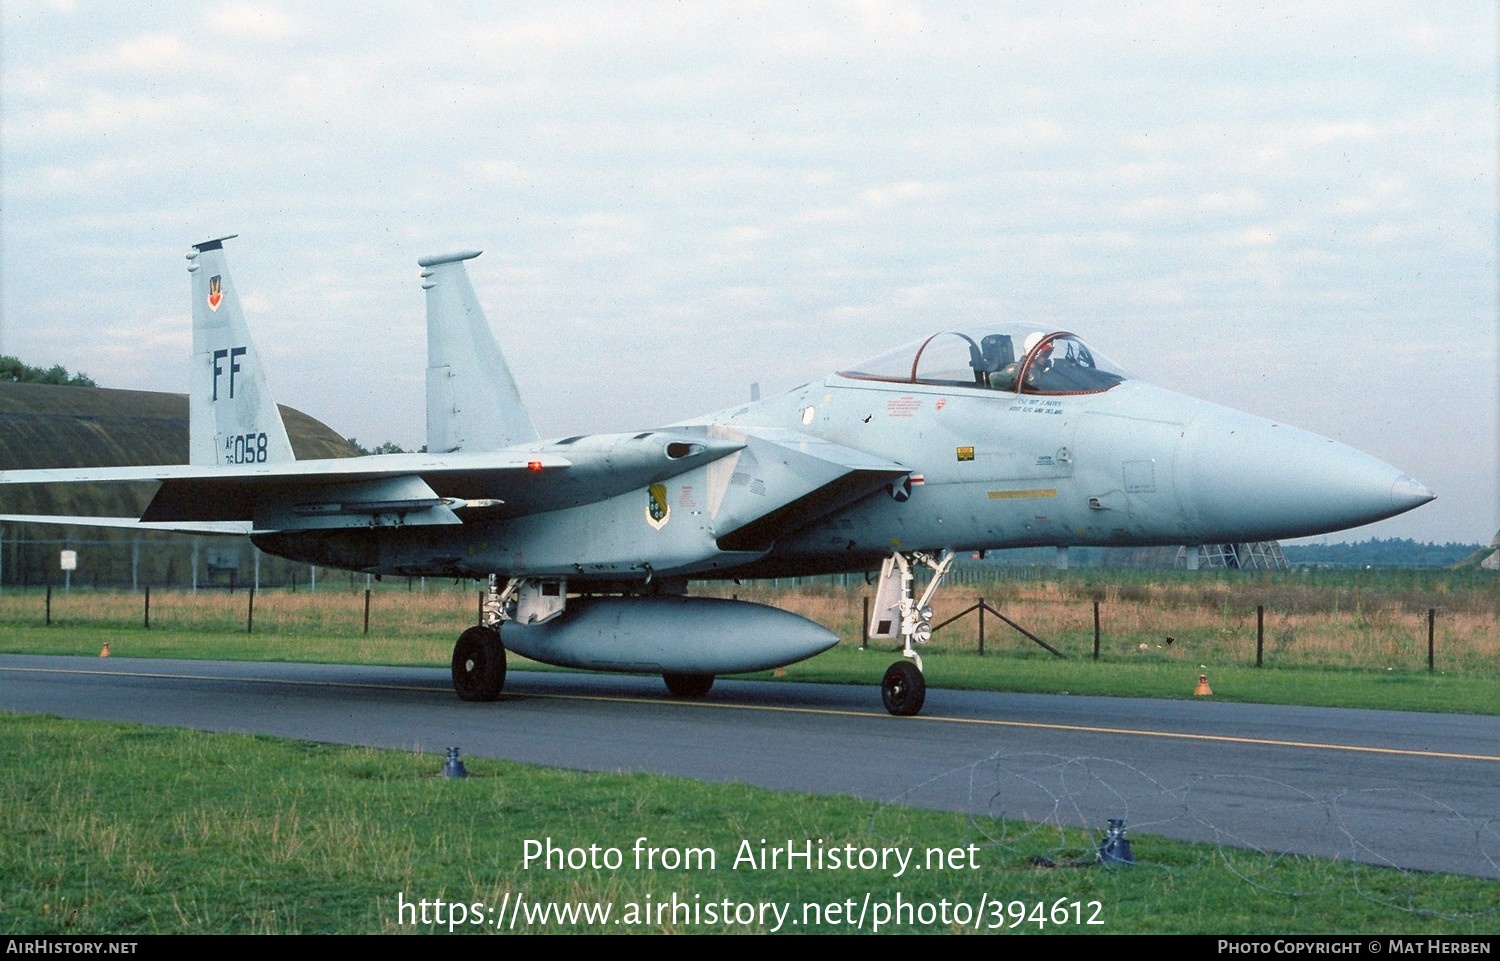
868, 550, 955, 717
451, 574, 518, 702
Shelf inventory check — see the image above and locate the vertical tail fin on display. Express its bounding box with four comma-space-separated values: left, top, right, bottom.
186, 236, 296, 466
419, 250, 538, 453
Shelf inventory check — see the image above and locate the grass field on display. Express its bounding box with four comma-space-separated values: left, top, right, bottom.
2, 715, 1496, 935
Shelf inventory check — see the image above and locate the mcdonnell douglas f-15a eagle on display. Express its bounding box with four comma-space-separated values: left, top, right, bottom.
0, 237, 1435, 715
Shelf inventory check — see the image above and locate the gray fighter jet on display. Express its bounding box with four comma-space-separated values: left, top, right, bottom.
0, 238, 1434, 715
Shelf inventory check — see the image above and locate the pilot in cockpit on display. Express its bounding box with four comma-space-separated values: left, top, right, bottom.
1021, 331, 1053, 374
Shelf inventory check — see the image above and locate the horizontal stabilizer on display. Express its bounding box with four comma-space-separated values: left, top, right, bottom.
0, 514, 252, 536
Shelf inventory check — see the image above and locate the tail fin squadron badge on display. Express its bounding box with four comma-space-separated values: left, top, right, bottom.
207, 275, 223, 311
646, 483, 671, 530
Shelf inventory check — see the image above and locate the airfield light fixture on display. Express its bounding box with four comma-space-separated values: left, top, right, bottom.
1097, 818, 1134, 866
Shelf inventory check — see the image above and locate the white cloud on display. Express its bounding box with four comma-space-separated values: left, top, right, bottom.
1197, 189, 1263, 215
203, 2, 304, 41
91, 33, 187, 72
1307, 122, 1379, 144
859, 180, 946, 208
20, 91, 213, 142
1334, 177, 1409, 216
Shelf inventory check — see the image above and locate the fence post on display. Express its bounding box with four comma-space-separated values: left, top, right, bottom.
861, 596, 868, 650
1427, 608, 1435, 672
364, 588, 372, 635
977, 597, 985, 655
144, 585, 150, 630
45, 584, 51, 626
1256, 604, 1264, 668
247, 586, 255, 633
1093, 600, 1101, 661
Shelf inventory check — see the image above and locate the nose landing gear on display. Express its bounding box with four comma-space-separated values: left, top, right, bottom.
868, 549, 954, 716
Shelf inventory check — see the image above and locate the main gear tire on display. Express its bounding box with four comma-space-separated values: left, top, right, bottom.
452, 626, 506, 702
663, 673, 714, 698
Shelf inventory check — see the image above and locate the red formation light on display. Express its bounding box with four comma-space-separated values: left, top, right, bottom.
527, 460, 543, 472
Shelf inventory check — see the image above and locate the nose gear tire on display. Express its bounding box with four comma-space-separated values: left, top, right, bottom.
881, 660, 926, 716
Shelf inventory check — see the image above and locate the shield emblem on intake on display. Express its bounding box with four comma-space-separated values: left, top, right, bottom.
207, 275, 223, 311
646, 483, 670, 530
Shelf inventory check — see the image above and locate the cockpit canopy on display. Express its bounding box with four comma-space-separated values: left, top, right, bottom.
839, 326, 1128, 395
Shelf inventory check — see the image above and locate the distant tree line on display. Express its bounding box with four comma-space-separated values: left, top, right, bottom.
345, 438, 425, 455
1280, 538, 1482, 569
1, 356, 96, 387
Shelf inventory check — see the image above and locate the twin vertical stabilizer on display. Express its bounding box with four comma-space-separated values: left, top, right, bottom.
419, 250, 538, 453
187, 237, 295, 467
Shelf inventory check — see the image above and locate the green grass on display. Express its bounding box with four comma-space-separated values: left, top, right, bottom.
1, 715, 1495, 935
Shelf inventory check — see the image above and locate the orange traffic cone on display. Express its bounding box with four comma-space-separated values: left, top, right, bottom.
1194, 673, 1212, 696
99, 643, 111, 658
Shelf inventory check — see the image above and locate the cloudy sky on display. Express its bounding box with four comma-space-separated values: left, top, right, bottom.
2, 2, 1495, 544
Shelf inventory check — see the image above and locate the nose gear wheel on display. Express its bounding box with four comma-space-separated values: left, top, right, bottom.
881, 660, 926, 716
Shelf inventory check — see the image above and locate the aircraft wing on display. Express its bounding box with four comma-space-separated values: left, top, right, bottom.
0, 431, 744, 534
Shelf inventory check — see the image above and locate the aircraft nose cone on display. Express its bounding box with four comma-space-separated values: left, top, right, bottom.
1178, 409, 1435, 541
1390, 474, 1437, 514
